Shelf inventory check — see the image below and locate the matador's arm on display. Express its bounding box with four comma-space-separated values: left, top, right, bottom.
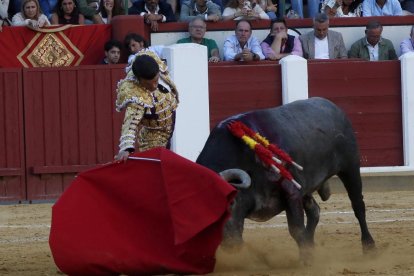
118, 103, 145, 153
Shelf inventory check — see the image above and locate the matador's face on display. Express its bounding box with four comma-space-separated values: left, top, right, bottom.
139, 73, 160, 92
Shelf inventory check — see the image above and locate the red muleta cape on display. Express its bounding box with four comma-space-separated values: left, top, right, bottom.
49, 147, 236, 275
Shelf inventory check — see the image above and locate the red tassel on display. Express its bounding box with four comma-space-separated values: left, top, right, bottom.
254, 144, 274, 165
227, 121, 245, 138
227, 120, 298, 187
268, 144, 293, 163
240, 122, 257, 138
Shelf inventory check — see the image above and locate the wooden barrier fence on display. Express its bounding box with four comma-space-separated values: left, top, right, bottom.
0, 60, 403, 202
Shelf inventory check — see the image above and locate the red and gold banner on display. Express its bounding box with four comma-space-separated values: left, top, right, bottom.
0, 25, 111, 68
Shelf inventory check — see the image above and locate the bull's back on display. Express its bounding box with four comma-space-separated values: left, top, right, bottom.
253, 97, 359, 189
226, 98, 358, 185
198, 97, 359, 178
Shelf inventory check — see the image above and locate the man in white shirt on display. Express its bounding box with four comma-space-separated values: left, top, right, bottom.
223, 20, 265, 61
299, 13, 348, 59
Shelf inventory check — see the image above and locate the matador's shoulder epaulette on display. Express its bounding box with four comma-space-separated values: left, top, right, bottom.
115, 79, 153, 112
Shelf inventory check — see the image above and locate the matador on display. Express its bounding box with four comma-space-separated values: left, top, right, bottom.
114, 50, 179, 161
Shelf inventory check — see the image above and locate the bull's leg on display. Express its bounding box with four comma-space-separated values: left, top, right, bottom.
338, 169, 376, 253
222, 215, 245, 248
221, 195, 252, 250
280, 180, 311, 263
303, 195, 320, 246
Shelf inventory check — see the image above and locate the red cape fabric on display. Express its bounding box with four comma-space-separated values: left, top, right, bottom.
49, 148, 236, 275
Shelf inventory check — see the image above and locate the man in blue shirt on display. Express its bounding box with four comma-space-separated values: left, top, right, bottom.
39, 0, 58, 20
223, 20, 265, 61
362, 0, 403, 16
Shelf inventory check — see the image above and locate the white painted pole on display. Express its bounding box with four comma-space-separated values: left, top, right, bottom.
162, 44, 210, 162
399, 52, 414, 168
279, 55, 309, 104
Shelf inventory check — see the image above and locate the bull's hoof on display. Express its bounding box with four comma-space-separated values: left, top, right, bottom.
362, 239, 377, 255
299, 247, 314, 266
220, 238, 244, 253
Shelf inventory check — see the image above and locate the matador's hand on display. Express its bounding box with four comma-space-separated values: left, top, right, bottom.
114, 150, 130, 162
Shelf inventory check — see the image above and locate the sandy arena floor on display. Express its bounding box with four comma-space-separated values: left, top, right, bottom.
0, 190, 413, 275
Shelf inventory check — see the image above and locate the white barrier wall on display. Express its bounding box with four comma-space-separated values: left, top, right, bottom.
279, 55, 308, 104
163, 44, 210, 162
166, 44, 414, 175
399, 52, 414, 170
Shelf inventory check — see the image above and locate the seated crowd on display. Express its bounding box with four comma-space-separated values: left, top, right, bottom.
101, 13, 413, 66
0, 0, 413, 64
1, 0, 414, 32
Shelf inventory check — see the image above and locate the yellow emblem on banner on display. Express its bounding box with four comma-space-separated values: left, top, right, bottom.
17, 31, 83, 67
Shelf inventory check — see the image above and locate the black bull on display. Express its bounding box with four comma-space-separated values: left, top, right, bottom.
196, 97, 375, 260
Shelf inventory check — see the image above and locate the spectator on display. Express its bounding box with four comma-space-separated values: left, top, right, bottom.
256, 0, 277, 20
39, 0, 58, 19
51, 0, 85, 24
401, 0, 414, 14
77, 0, 103, 23
128, 0, 176, 31
9, 0, 23, 18
362, 0, 403, 16
102, 39, 122, 64
98, 0, 125, 23
167, 0, 177, 14
124, 33, 164, 64
322, 0, 363, 17
177, 18, 221, 62
179, 0, 221, 22
400, 25, 414, 56
223, 19, 265, 61
290, 0, 319, 18
12, 0, 51, 28
222, 0, 269, 20
261, 19, 303, 60
0, 0, 10, 31
349, 21, 397, 60
299, 13, 347, 59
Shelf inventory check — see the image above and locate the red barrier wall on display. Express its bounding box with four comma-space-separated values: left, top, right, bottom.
0, 69, 26, 201
308, 60, 403, 167
23, 65, 125, 201
0, 59, 404, 201
208, 61, 283, 128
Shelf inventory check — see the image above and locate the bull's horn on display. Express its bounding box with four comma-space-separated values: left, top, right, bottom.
219, 169, 251, 189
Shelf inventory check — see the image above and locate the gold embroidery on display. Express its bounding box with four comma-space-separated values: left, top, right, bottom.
117, 51, 179, 152
17, 32, 83, 67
